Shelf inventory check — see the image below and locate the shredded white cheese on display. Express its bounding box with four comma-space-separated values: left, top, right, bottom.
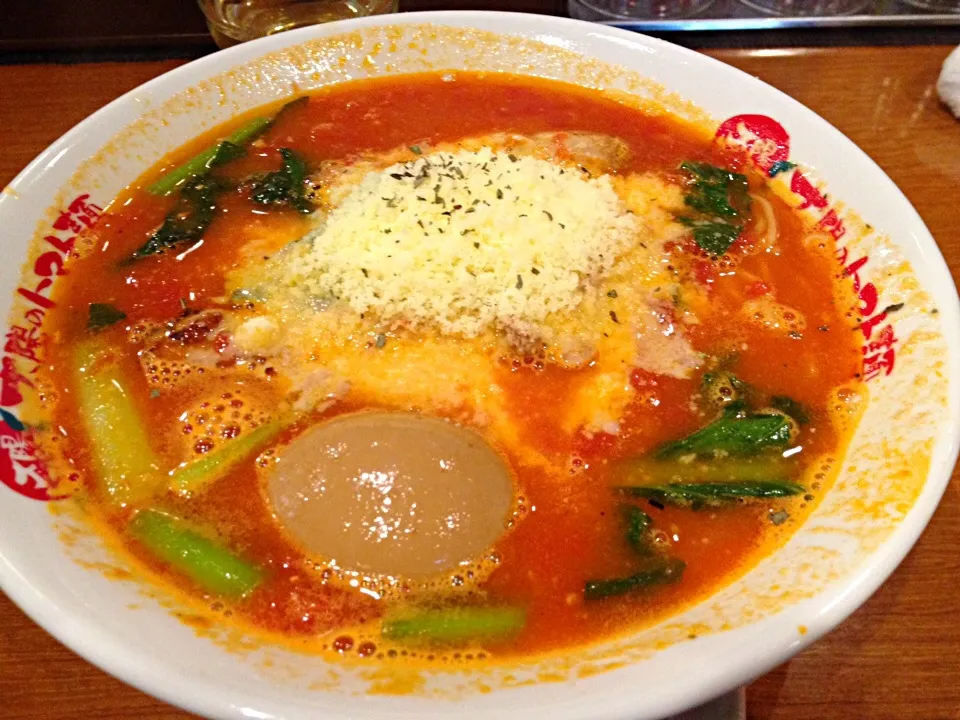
286, 148, 639, 337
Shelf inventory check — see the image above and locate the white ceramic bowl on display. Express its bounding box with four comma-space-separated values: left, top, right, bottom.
0, 12, 957, 720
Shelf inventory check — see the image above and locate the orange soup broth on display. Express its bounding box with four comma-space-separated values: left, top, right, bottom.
38, 72, 862, 662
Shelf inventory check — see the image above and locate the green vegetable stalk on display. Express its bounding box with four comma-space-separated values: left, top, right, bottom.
623, 504, 655, 556
147, 116, 272, 196
617, 455, 794, 487
585, 558, 686, 600
627, 481, 805, 508
382, 607, 526, 644
73, 342, 162, 504
168, 416, 290, 496
130, 510, 263, 597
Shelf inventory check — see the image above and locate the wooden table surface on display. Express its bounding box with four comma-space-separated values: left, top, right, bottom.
1, 44, 959, 720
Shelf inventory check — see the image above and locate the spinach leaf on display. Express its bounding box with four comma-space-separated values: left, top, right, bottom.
656, 414, 792, 459
678, 220, 744, 256
677, 161, 752, 255
250, 148, 312, 214
131, 178, 220, 260
680, 161, 749, 219
87, 303, 127, 331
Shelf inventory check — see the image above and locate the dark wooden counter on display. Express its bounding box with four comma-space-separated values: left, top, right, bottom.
1, 44, 959, 720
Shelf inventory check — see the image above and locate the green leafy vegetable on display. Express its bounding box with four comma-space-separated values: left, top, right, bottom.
147, 117, 271, 196
656, 414, 792, 459
680, 162, 749, 219
677, 161, 751, 256
131, 178, 220, 260
272, 96, 309, 122
168, 416, 290, 496
382, 607, 526, 644
683, 220, 744, 256
249, 148, 311, 214
627, 481, 804, 508
623, 504, 655, 556
770, 396, 810, 425
129, 510, 263, 597
584, 558, 685, 600
768, 160, 797, 178
73, 342, 162, 504
584, 504, 684, 600
616, 455, 794, 488
87, 303, 127, 332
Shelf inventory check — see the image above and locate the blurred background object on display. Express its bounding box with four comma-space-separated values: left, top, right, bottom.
2, 0, 959, 53
198, 0, 398, 47
566, 0, 960, 28
937, 42, 960, 114
903, 0, 960, 10
738, 0, 871, 14
568, 0, 714, 20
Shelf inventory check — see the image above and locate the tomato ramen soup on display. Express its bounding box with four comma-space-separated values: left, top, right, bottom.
32, 72, 863, 665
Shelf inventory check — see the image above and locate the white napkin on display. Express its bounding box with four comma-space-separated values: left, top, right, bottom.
937, 45, 960, 118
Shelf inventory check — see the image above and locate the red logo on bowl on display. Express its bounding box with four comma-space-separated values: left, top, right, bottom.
716, 115, 900, 382
715, 114, 790, 173
0, 193, 101, 501
0, 416, 56, 501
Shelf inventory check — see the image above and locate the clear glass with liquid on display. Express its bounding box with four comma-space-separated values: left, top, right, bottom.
901, 0, 960, 10
567, 0, 715, 21
737, 0, 872, 14
199, 0, 398, 48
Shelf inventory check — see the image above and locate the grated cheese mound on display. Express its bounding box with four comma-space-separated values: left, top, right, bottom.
286, 148, 640, 337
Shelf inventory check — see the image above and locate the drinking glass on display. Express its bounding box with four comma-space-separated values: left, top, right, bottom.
738, 0, 873, 14
567, 0, 715, 22
198, 0, 398, 48
901, 0, 960, 10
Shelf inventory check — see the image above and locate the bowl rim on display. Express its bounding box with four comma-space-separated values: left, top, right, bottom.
1, 11, 958, 720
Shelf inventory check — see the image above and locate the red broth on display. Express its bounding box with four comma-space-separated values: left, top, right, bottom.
36, 73, 862, 663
